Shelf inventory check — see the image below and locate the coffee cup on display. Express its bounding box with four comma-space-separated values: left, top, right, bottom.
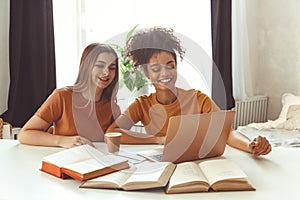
105, 132, 122, 153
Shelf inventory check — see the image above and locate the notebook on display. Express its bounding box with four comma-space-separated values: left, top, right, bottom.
137, 110, 235, 163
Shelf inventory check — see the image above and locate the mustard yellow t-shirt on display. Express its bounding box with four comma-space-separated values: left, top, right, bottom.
123, 88, 219, 137
35, 88, 121, 142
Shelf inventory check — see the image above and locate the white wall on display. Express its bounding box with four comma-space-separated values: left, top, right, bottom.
246, 0, 300, 120
0, 0, 10, 115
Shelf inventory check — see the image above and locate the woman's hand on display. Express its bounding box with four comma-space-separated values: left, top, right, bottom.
58, 136, 95, 148
248, 136, 272, 157
155, 136, 166, 145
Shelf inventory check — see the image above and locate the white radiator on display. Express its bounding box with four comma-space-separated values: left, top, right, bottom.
232, 96, 268, 129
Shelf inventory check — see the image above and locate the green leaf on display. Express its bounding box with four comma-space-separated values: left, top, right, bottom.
125, 24, 139, 43
123, 71, 131, 79
134, 70, 146, 90
110, 44, 123, 53
124, 78, 134, 91
117, 24, 148, 91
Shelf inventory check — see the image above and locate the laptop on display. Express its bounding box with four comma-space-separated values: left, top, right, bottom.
137, 110, 235, 163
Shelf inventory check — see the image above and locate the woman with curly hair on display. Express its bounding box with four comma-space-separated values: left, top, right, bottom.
107, 27, 271, 157
19, 43, 121, 148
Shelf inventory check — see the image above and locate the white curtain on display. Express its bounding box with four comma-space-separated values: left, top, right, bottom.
232, 0, 253, 100
0, 0, 10, 115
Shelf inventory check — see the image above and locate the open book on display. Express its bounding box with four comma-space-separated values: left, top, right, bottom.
80, 161, 176, 190
41, 145, 129, 181
166, 158, 255, 194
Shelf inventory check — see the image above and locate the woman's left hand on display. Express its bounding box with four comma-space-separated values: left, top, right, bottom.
248, 136, 272, 157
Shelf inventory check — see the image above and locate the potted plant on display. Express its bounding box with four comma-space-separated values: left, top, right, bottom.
112, 25, 147, 92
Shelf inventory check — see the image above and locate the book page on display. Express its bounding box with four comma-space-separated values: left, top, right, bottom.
81, 167, 135, 188
94, 154, 128, 167
63, 154, 128, 174
63, 158, 107, 174
168, 162, 208, 187
199, 158, 248, 185
43, 144, 128, 171
124, 162, 171, 184
42, 145, 102, 167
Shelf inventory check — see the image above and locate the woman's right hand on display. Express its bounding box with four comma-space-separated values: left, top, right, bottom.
58, 136, 95, 148
156, 136, 166, 145
248, 136, 272, 157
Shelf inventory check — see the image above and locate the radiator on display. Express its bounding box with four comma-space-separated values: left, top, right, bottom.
232, 96, 268, 129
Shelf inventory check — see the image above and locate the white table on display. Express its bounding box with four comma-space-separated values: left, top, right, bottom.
0, 140, 299, 200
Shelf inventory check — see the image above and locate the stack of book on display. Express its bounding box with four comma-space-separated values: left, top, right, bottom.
41, 144, 129, 181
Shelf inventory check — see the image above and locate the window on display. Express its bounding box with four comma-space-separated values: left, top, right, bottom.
53, 0, 212, 109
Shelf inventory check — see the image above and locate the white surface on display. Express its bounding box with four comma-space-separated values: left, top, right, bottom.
238, 126, 300, 147
1, 140, 300, 200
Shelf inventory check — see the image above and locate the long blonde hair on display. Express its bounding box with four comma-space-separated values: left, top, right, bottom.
73, 43, 119, 102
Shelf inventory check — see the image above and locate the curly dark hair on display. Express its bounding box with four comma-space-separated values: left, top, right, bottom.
123, 26, 185, 67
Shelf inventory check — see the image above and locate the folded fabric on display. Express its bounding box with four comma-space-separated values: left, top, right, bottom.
246, 93, 300, 130
278, 93, 300, 120
237, 126, 300, 147
246, 118, 285, 130
276, 105, 300, 130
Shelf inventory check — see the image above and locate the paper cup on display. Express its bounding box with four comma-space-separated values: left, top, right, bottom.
2, 124, 12, 139
105, 132, 122, 153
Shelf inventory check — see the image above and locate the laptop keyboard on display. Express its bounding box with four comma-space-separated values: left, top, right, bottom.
148, 154, 162, 162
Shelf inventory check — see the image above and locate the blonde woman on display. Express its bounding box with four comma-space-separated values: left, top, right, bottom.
19, 43, 120, 148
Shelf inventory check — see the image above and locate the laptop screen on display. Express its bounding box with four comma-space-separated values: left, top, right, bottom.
161, 110, 235, 163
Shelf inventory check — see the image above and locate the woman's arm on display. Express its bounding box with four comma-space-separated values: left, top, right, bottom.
203, 98, 271, 157
18, 115, 93, 148
106, 114, 165, 144
227, 129, 272, 157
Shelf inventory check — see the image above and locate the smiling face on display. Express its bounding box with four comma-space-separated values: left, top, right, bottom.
91, 52, 117, 90
145, 51, 177, 91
